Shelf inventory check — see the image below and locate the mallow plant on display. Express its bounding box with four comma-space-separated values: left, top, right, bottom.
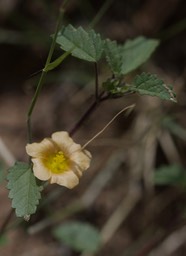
1, 2, 177, 223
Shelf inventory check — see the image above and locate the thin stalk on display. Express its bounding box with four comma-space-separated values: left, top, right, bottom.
26, 2, 67, 143
27, 71, 46, 143
69, 91, 105, 136
69, 100, 98, 136
89, 0, 113, 28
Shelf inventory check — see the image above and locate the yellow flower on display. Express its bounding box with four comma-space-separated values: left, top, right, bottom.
26, 131, 91, 189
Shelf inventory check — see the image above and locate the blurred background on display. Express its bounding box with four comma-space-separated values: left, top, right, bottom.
1, 0, 186, 255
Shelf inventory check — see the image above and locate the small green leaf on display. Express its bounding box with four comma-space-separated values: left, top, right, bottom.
104, 37, 159, 75
121, 37, 159, 75
7, 162, 42, 219
102, 77, 128, 96
53, 221, 101, 253
104, 39, 122, 75
129, 72, 177, 102
154, 164, 186, 186
44, 49, 73, 72
56, 25, 104, 62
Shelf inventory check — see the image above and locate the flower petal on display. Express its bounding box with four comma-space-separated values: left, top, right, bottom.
51, 131, 81, 154
50, 170, 79, 189
32, 158, 51, 180
26, 138, 57, 158
70, 149, 92, 172
25, 131, 92, 189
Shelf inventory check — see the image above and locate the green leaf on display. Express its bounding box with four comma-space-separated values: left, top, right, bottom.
129, 72, 177, 102
121, 37, 159, 75
7, 162, 42, 219
44, 49, 73, 72
56, 25, 104, 62
53, 221, 101, 253
104, 37, 159, 75
102, 76, 128, 96
154, 164, 186, 186
104, 39, 122, 75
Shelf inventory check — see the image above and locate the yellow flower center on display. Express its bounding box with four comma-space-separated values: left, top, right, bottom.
45, 151, 69, 174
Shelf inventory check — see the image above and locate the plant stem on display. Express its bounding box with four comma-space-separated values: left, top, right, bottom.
89, 0, 113, 28
26, 2, 67, 143
69, 91, 105, 136
69, 100, 98, 136
69, 62, 103, 136
27, 71, 46, 143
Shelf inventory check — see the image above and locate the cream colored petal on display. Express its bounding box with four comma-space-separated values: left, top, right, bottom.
70, 149, 92, 172
50, 170, 79, 189
51, 131, 81, 154
32, 158, 51, 180
26, 138, 57, 158
71, 165, 83, 178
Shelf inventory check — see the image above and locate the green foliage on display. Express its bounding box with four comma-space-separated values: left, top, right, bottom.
104, 39, 122, 75
4, 23, 176, 222
102, 77, 127, 96
154, 164, 186, 186
121, 37, 159, 75
7, 162, 42, 219
104, 37, 159, 75
44, 49, 73, 72
102, 73, 176, 102
56, 26, 158, 73
56, 25, 104, 62
53, 221, 101, 253
55, 25, 176, 102
129, 72, 177, 102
